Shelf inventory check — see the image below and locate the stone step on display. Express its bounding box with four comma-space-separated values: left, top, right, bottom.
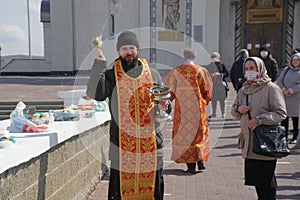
0, 101, 64, 120
0, 101, 64, 105
0, 104, 64, 111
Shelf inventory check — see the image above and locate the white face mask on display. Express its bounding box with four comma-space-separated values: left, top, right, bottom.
245, 71, 259, 81
260, 51, 268, 57
211, 58, 219, 62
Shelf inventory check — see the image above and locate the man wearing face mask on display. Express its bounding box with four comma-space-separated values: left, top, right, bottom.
259, 45, 278, 81
87, 31, 167, 200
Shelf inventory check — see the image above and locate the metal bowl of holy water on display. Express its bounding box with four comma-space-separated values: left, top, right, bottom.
148, 85, 171, 101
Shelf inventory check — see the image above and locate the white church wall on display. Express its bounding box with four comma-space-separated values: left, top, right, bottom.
50, 0, 74, 72
73, 0, 109, 71
75, 0, 145, 71
219, 0, 236, 69
43, 23, 52, 64
45, 0, 222, 73
204, 0, 221, 59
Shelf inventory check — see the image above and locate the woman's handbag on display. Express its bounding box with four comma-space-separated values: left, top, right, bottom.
252, 125, 290, 158
222, 81, 229, 91
246, 95, 290, 158
237, 133, 244, 149
215, 62, 229, 92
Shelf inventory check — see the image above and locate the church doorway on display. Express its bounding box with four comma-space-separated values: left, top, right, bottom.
243, 0, 284, 67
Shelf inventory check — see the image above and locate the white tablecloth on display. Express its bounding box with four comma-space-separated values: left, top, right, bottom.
0, 111, 111, 174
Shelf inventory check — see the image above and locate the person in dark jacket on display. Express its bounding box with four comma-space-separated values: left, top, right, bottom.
230, 49, 249, 92
87, 31, 168, 200
259, 45, 278, 81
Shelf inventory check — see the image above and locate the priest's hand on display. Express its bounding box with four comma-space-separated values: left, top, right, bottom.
96, 49, 106, 61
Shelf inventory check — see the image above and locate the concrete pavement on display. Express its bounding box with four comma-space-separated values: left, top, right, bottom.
1, 76, 299, 200
0, 76, 87, 101
88, 83, 300, 200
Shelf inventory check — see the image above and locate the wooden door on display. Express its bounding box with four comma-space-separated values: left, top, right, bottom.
244, 0, 284, 67
244, 23, 283, 67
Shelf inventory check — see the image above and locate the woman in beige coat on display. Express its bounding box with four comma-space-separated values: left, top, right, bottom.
231, 57, 286, 200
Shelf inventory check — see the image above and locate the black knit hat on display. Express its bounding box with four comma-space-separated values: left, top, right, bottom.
259, 45, 269, 52
116, 31, 139, 50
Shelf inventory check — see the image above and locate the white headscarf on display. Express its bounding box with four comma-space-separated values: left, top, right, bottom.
289, 53, 300, 69
243, 57, 268, 79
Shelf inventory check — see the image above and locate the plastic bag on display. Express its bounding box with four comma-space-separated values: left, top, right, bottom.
9, 101, 54, 133
94, 98, 109, 112
78, 96, 109, 112
50, 109, 80, 121
237, 133, 244, 149
77, 97, 95, 110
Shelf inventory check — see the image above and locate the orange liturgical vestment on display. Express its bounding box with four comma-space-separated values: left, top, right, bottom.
165, 64, 212, 163
114, 58, 157, 200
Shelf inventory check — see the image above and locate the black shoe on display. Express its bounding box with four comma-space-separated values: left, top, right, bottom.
186, 163, 196, 173
197, 161, 206, 170
186, 168, 196, 173
208, 114, 216, 118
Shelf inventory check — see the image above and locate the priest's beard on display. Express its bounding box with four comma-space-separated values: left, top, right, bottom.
120, 55, 139, 72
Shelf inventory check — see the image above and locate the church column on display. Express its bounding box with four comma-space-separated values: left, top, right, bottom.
150, 0, 157, 67
283, 0, 294, 64
186, 0, 192, 47
234, 1, 245, 59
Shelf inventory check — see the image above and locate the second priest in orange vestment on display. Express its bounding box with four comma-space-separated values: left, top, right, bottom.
165, 48, 212, 173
